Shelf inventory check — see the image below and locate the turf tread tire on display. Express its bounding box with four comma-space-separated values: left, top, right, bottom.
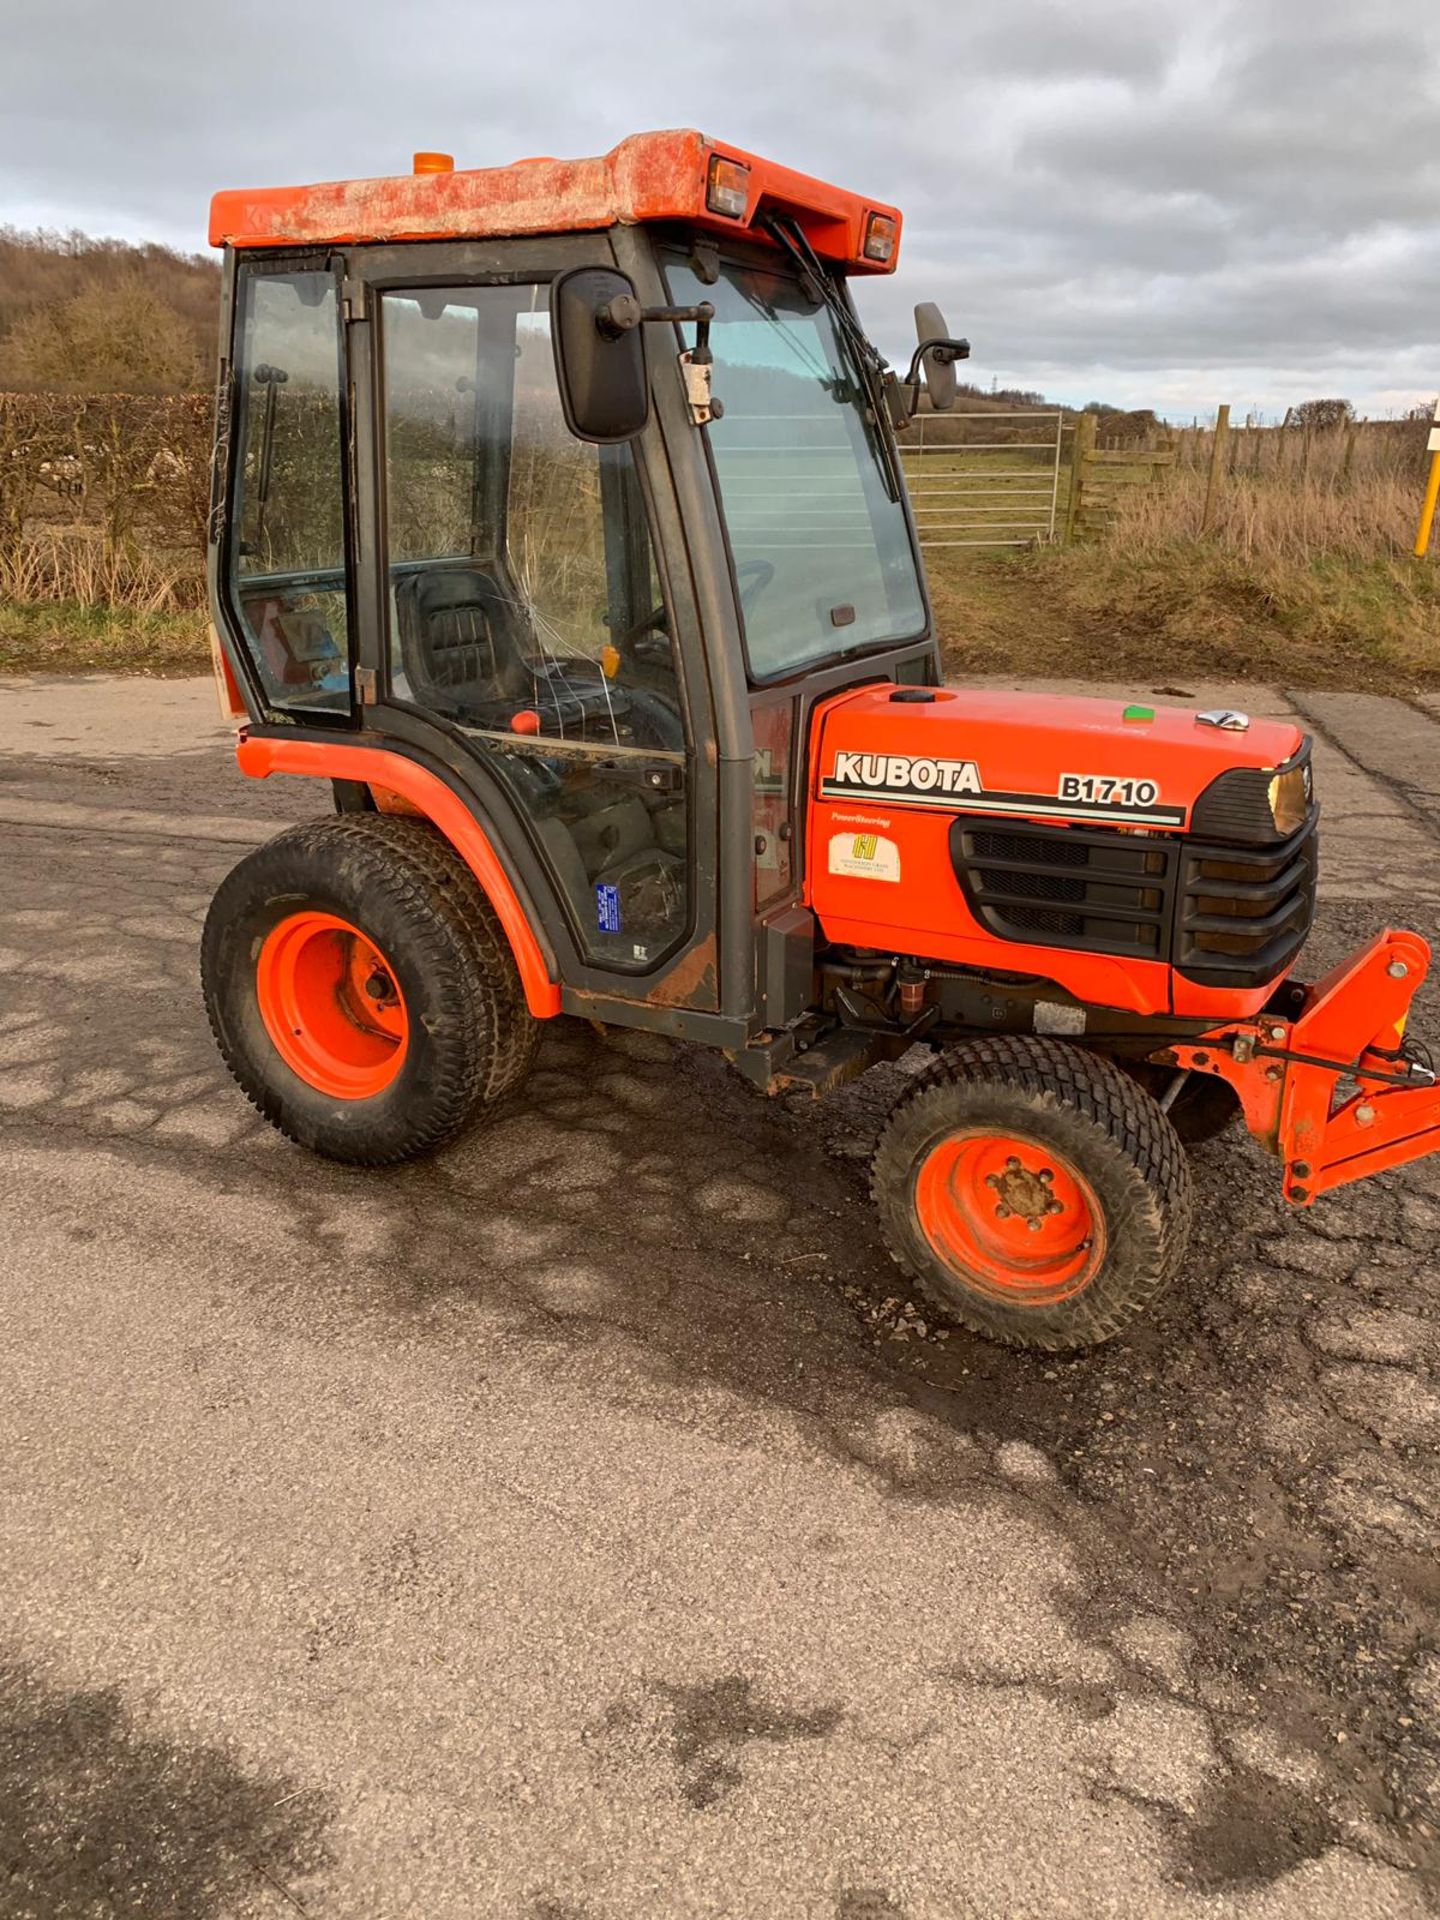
871, 1035, 1193, 1351
202, 814, 538, 1165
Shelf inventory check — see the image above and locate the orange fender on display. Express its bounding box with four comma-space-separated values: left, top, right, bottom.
236, 734, 562, 1019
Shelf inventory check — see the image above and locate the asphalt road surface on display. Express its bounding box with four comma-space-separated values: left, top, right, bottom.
2, 673, 1438, 1919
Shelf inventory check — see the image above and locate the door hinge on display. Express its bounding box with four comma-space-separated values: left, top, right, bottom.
354, 666, 378, 705
341, 277, 369, 324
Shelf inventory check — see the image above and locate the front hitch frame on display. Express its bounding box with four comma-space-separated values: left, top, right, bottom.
1158, 928, 1440, 1204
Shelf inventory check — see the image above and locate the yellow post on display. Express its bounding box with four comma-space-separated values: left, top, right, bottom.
1416, 400, 1440, 557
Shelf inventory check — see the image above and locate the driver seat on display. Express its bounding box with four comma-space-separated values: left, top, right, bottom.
395, 566, 533, 716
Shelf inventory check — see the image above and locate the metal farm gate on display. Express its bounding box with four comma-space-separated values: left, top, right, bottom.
900, 408, 1064, 549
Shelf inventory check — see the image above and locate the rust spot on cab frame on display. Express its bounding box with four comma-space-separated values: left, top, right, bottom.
649, 932, 720, 1010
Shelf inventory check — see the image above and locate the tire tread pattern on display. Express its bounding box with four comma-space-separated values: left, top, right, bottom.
202, 814, 538, 1165
871, 1035, 1194, 1351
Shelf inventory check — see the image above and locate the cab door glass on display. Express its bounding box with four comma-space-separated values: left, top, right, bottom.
228, 266, 351, 714
381, 285, 688, 968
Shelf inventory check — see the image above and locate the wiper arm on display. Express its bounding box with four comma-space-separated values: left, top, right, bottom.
763, 215, 904, 503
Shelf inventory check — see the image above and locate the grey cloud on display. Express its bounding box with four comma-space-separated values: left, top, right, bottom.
2, 0, 1436, 413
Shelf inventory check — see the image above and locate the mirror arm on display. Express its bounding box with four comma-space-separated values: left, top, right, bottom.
594, 297, 720, 428
596, 297, 714, 356
903, 335, 971, 389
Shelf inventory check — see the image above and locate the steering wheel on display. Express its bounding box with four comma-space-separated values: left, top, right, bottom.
736, 559, 775, 612
612, 602, 671, 665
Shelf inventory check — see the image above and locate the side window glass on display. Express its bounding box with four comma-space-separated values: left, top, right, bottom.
228, 267, 350, 714
381, 285, 689, 970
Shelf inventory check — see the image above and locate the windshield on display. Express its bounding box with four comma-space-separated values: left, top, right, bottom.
664, 253, 927, 681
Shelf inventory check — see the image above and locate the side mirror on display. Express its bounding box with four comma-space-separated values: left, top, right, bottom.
911, 302, 969, 413
551, 267, 650, 443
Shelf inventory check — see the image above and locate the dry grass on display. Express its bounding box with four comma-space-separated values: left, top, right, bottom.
1104, 465, 1422, 567
929, 458, 1440, 692
0, 528, 203, 614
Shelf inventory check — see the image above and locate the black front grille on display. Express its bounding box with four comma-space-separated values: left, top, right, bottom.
959, 823, 1173, 959
950, 810, 1319, 987
1177, 829, 1318, 983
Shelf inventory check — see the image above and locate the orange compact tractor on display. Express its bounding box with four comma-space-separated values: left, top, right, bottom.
202, 131, 1440, 1348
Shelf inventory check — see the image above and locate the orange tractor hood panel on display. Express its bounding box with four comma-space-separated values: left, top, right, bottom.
208, 129, 901, 270
813, 686, 1304, 830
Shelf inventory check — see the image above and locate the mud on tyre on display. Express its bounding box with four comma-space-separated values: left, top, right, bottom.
202, 814, 538, 1165
872, 1035, 1193, 1351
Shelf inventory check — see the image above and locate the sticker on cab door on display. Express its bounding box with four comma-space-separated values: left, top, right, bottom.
828, 831, 902, 882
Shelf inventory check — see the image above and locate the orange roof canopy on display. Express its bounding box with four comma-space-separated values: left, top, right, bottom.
208, 128, 902, 272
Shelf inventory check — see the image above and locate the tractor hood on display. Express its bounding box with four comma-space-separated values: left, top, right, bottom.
812, 685, 1306, 832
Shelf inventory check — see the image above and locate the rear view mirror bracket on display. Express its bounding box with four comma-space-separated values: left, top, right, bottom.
552, 269, 720, 439
596, 293, 720, 428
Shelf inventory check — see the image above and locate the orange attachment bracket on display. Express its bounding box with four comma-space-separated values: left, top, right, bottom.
236, 734, 562, 1019
1168, 928, 1440, 1205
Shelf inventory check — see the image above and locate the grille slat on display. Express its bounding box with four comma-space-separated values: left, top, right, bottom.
1178, 827, 1317, 981
955, 822, 1171, 959
949, 810, 1319, 987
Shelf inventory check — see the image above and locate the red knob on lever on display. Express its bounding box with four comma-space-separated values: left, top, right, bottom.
510, 710, 542, 735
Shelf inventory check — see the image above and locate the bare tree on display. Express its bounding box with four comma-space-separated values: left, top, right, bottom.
1290, 398, 1355, 432
5, 276, 200, 393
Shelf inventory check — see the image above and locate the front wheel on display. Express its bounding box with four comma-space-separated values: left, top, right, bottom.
872, 1036, 1193, 1350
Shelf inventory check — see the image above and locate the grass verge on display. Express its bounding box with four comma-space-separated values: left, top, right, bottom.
928, 545, 1440, 692
0, 598, 210, 675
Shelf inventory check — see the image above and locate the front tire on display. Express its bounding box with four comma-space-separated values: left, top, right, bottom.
872, 1036, 1193, 1350
202, 815, 537, 1164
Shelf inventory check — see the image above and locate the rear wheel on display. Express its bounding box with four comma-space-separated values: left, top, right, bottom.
202, 815, 538, 1164
872, 1036, 1192, 1350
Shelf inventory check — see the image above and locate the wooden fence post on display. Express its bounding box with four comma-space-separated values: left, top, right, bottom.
1064, 413, 1096, 546
1201, 404, 1230, 533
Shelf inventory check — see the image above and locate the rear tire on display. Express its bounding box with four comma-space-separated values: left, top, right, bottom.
872, 1036, 1192, 1350
202, 815, 538, 1165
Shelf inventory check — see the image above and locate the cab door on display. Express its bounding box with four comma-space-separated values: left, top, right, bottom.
343, 238, 723, 1022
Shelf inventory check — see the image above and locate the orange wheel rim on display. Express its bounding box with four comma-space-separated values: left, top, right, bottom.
255, 911, 409, 1100
914, 1129, 1105, 1305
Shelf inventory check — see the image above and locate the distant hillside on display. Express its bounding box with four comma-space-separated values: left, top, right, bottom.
0, 229, 219, 392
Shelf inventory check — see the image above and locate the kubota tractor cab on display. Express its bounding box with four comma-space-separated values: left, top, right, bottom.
202, 131, 1440, 1349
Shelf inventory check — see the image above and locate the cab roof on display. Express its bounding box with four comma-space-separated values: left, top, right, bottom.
207, 128, 902, 272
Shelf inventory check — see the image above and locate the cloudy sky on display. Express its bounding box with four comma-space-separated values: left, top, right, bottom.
2, 0, 1436, 417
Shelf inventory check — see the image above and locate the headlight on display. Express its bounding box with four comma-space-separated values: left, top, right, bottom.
1268, 761, 1313, 837
1190, 745, 1315, 844
706, 154, 750, 220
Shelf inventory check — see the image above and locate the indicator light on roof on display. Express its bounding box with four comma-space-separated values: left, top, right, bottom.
412, 151, 454, 174
706, 153, 750, 219
862, 212, 897, 264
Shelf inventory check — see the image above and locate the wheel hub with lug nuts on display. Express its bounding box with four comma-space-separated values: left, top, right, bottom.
987, 1156, 1063, 1232
914, 1128, 1107, 1304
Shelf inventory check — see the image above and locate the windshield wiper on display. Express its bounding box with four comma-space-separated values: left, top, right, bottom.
763, 214, 905, 502
760, 215, 906, 506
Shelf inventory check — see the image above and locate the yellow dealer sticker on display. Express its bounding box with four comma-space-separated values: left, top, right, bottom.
828, 830, 901, 882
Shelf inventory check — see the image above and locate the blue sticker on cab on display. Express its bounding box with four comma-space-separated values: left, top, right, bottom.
596, 883, 622, 933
